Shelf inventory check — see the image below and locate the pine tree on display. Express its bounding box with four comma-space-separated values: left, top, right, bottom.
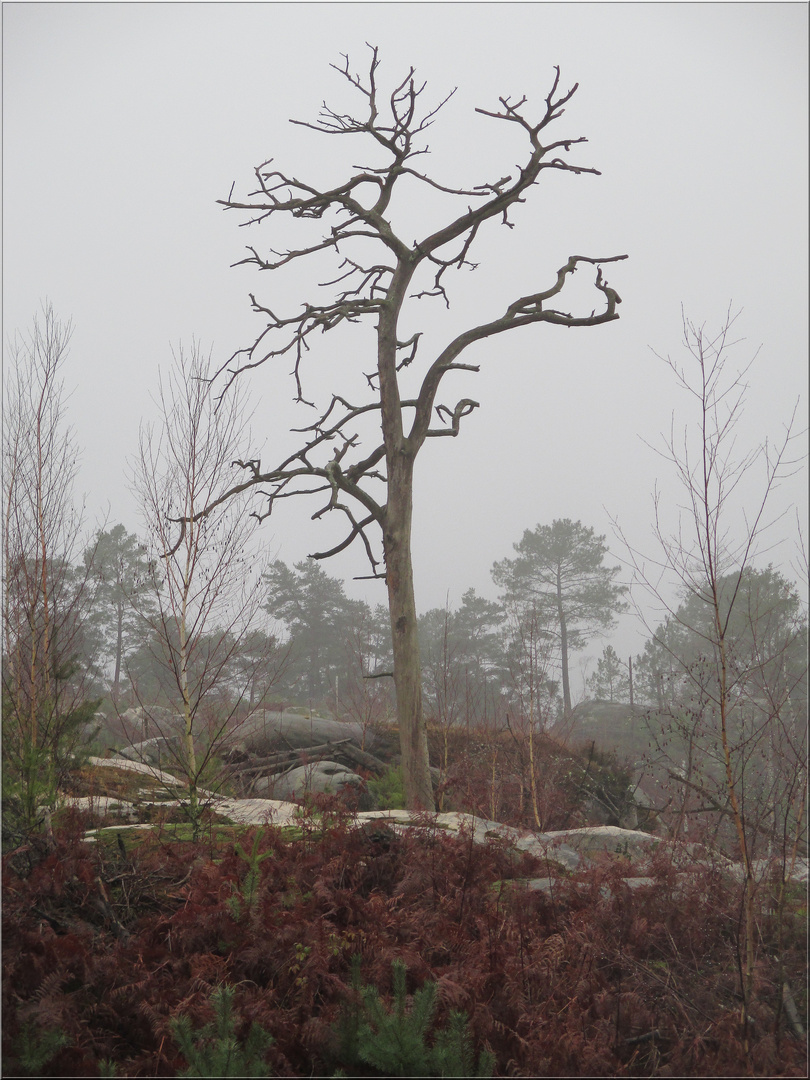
493, 520, 628, 716
82, 524, 158, 703
263, 560, 370, 703
170, 985, 273, 1078
334, 957, 494, 1077
587, 644, 630, 703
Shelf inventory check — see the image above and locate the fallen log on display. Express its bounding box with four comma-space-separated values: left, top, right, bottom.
229, 739, 354, 778
230, 738, 391, 781
335, 741, 390, 775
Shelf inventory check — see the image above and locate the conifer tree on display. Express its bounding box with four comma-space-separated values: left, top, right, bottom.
82, 524, 158, 703
587, 644, 630, 703
494, 519, 627, 715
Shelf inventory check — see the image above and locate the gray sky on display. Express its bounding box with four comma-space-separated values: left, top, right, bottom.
4, 2, 808, 684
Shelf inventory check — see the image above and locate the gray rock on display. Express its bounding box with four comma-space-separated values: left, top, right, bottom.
254, 760, 363, 800
515, 836, 582, 872
236, 710, 374, 757
472, 825, 662, 872
535, 825, 661, 864
118, 706, 185, 740
61, 795, 138, 819
514, 875, 660, 898
119, 735, 182, 766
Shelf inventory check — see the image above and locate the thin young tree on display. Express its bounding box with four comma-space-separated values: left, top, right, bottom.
614, 307, 805, 1041
503, 603, 561, 830
420, 598, 466, 794
2, 305, 98, 836
638, 567, 807, 854
339, 603, 395, 749
131, 343, 276, 837
175, 48, 627, 808
586, 644, 631, 703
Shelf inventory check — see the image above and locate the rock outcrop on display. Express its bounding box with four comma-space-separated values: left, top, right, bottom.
79, 758, 810, 889
254, 760, 363, 800
234, 710, 389, 756
119, 736, 183, 766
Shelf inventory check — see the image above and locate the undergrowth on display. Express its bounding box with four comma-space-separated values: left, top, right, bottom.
2, 798, 806, 1076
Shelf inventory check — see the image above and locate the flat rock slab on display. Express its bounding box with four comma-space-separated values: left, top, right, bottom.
61, 795, 139, 819
212, 798, 303, 827
89, 756, 189, 788
80, 759, 806, 886
83, 758, 312, 828
535, 825, 662, 863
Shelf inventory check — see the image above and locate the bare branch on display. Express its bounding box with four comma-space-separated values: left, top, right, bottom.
427, 398, 480, 437
409, 255, 627, 447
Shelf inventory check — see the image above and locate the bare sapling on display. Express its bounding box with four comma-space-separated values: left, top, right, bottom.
504, 603, 561, 830
614, 306, 806, 1040
2, 304, 100, 839
131, 342, 283, 838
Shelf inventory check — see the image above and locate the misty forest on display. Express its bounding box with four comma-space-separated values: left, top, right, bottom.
3, 50, 807, 1078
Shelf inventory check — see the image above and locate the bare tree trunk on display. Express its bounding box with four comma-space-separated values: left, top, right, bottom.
384, 453, 433, 810
113, 595, 124, 703
556, 569, 572, 716
178, 544, 198, 824
715, 604, 756, 1022
377, 259, 434, 809
527, 635, 543, 831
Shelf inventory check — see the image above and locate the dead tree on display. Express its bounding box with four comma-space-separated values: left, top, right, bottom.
188, 48, 627, 809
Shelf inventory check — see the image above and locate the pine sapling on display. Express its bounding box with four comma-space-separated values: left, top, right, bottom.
227, 830, 273, 920
170, 984, 274, 1077
333, 957, 493, 1078
14, 1021, 68, 1076
432, 1011, 496, 1079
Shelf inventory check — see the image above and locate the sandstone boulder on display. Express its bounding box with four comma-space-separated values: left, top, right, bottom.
119, 735, 183, 766
235, 710, 388, 757
114, 706, 185, 742
254, 760, 364, 801
535, 825, 661, 864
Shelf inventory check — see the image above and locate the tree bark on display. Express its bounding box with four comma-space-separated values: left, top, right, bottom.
556, 566, 572, 716
383, 450, 434, 809
376, 258, 434, 809
113, 595, 123, 703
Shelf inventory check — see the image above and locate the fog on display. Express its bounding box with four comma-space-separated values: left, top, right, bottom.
4, 2, 807, 688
